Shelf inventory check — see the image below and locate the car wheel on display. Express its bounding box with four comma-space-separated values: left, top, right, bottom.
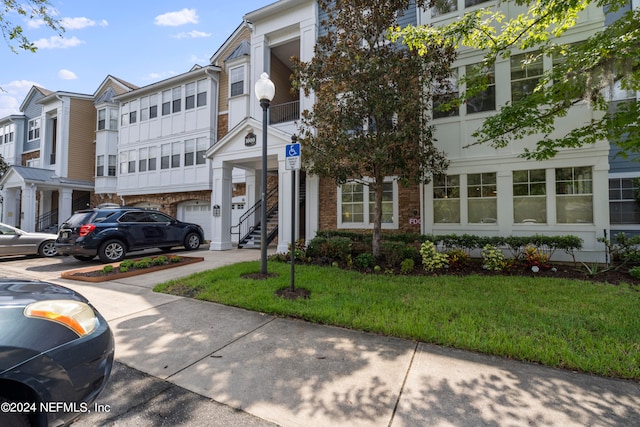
183, 232, 201, 250
73, 255, 95, 261
38, 240, 58, 257
98, 240, 126, 263
0, 397, 31, 427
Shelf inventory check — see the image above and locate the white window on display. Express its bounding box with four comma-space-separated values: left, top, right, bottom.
98, 109, 106, 130
28, 118, 40, 141
108, 155, 116, 176
119, 151, 128, 174
185, 82, 196, 110
556, 167, 593, 224
431, 0, 457, 17
26, 158, 40, 168
196, 79, 207, 107
96, 155, 104, 176
196, 137, 207, 165
230, 66, 245, 97
468, 172, 497, 223
465, 0, 491, 7
610, 178, 640, 224
121, 103, 129, 126
149, 94, 158, 119
184, 139, 195, 166
109, 109, 118, 130
172, 87, 182, 113
466, 62, 495, 114
161, 144, 170, 169
513, 169, 546, 223
338, 179, 398, 228
138, 147, 148, 172
433, 73, 458, 119
511, 52, 544, 102
162, 90, 171, 116
433, 174, 460, 223
148, 146, 157, 171
140, 96, 149, 121
171, 142, 181, 168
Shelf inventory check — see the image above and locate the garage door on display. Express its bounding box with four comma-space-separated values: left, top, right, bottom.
179, 201, 211, 242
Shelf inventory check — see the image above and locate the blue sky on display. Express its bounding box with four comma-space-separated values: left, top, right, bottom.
0, 0, 274, 117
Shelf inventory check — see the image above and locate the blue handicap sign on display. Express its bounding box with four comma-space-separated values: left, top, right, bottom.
286, 143, 300, 157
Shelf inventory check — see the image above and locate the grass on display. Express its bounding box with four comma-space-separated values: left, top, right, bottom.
154, 261, 640, 381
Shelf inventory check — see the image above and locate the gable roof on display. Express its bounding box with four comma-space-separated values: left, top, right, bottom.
19, 86, 52, 112
225, 39, 251, 62
210, 21, 252, 65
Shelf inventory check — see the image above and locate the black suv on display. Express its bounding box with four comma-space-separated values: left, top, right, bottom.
55, 206, 204, 263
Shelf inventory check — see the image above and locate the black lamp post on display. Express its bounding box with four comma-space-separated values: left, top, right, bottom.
255, 72, 275, 275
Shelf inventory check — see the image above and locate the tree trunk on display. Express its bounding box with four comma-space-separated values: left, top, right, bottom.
372, 179, 383, 258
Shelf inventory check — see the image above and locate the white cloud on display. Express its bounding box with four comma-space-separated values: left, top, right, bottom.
58, 69, 78, 80
173, 30, 211, 39
34, 36, 84, 49
190, 54, 208, 64
60, 17, 108, 29
0, 80, 41, 117
154, 8, 198, 26
27, 19, 46, 29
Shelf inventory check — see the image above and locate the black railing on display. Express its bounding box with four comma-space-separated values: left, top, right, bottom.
231, 186, 278, 245
36, 209, 58, 233
269, 100, 300, 125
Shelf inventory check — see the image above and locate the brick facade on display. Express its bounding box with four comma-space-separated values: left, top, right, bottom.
21, 150, 40, 166
317, 177, 422, 235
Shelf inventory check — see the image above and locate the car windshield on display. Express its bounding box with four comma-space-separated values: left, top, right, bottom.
63, 212, 95, 227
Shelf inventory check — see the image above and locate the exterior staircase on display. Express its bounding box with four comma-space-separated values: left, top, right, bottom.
234, 186, 279, 249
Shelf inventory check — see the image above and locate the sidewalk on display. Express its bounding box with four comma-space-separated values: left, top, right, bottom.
31, 249, 640, 426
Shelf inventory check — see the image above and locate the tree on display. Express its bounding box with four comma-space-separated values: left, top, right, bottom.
293, 0, 455, 256
392, 0, 640, 160
0, 153, 7, 176
1, 0, 62, 53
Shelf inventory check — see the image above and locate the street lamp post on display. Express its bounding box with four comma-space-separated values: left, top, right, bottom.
255, 72, 275, 275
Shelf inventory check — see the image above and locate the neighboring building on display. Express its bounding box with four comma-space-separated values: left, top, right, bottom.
0, 87, 97, 232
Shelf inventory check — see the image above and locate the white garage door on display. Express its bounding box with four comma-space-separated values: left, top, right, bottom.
179, 201, 211, 242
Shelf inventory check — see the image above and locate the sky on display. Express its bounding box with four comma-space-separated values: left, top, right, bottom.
0, 0, 275, 118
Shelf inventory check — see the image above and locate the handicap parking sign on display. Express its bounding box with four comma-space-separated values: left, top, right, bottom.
285, 143, 301, 170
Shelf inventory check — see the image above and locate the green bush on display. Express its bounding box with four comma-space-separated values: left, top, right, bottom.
101, 265, 114, 274
381, 241, 406, 267
326, 236, 352, 261
170, 255, 181, 263
400, 258, 415, 274
629, 266, 640, 280
119, 266, 129, 273
152, 256, 167, 266
354, 252, 375, 269
481, 244, 506, 271
420, 241, 449, 272
120, 259, 134, 269
446, 248, 470, 269
134, 258, 152, 269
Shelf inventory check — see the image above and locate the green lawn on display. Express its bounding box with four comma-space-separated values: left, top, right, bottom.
154, 261, 640, 381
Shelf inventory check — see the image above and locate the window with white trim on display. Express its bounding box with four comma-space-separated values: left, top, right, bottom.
171, 142, 181, 168
184, 139, 195, 166
185, 82, 196, 110
609, 178, 640, 224
148, 147, 157, 171
98, 109, 106, 130
121, 103, 129, 126
108, 155, 116, 176
433, 174, 460, 223
28, 118, 40, 141
338, 179, 398, 228
466, 62, 495, 114
96, 155, 104, 176
162, 90, 171, 116
172, 87, 182, 113
161, 143, 170, 169
140, 96, 149, 121
433, 73, 458, 119
196, 137, 207, 165
196, 79, 207, 107
468, 172, 497, 223
431, 0, 457, 17
513, 169, 546, 223
230, 66, 245, 97
556, 167, 593, 224
138, 147, 148, 172
511, 52, 544, 102
149, 94, 158, 119
128, 150, 136, 173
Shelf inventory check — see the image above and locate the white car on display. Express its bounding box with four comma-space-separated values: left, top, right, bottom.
0, 223, 58, 258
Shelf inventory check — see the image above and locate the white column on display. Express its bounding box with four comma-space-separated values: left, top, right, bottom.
210, 163, 233, 250
58, 188, 73, 226
2, 187, 19, 226
277, 159, 297, 254
305, 173, 320, 242
21, 184, 37, 231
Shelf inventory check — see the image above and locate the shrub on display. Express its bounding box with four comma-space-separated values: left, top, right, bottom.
354, 252, 375, 269
400, 258, 415, 274
522, 245, 550, 270
169, 255, 181, 263
629, 266, 640, 280
446, 248, 470, 269
287, 239, 308, 262
134, 258, 152, 269
101, 265, 114, 274
326, 236, 352, 261
481, 245, 506, 271
152, 256, 167, 266
119, 266, 129, 273
120, 259, 134, 269
381, 241, 406, 267
420, 241, 449, 272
